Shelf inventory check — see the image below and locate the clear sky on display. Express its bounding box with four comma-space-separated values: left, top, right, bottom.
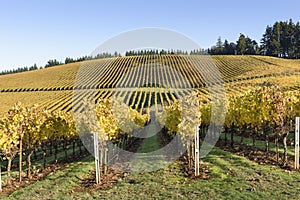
1, 0, 300, 71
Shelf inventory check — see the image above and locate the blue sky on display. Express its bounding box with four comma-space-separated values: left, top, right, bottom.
1, 0, 300, 71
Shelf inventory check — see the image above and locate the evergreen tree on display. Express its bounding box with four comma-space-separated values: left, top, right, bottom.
216, 37, 223, 54
294, 22, 300, 58
237, 33, 246, 55
261, 19, 300, 58
223, 40, 237, 55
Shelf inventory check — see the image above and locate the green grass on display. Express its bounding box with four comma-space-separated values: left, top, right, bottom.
129, 126, 169, 173
220, 133, 295, 156
2, 147, 300, 199
1, 156, 94, 199
0, 144, 84, 182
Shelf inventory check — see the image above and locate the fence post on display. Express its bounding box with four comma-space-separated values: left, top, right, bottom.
295, 117, 300, 169
195, 125, 200, 176
94, 132, 100, 184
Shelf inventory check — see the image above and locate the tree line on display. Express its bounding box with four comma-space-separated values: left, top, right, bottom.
209, 19, 300, 57
0, 52, 120, 76
0, 64, 39, 76
125, 49, 190, 56
261, 19, 300, 58
209, 34, 259, 55
2, 19, 300, 76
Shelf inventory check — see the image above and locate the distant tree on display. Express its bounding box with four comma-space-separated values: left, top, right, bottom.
29, 63, 37, 71
261, 25, 272, 55
237, 33, 246, 55
244, 37, 259, 55
223, 39, 230, 54
224, 40, 238, 55
261, 19, 300, 58
215, 37, 223, 54
114, 51, 119, 57
160, 49, 166, 55
272, 22, 282, 56
295, 22, 300, 58
45, 59, 61, 68
230, 42, 237, 55
65, 57, 74, 64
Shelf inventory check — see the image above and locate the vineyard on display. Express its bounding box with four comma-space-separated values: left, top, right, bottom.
1, 54, 300, 198
0, 55, 299, 114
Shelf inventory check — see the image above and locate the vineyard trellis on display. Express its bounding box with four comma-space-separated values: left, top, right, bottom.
0, 55, 300, 189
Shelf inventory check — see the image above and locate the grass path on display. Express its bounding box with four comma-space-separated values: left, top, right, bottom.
129, 121, 169, 173
3, 146, 300, 199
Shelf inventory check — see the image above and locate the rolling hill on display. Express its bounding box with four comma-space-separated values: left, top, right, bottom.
0, 55, 299, 114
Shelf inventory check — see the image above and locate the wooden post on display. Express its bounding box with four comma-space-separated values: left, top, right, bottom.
0, 164, 2, 192
104, 148, 108, 175
19, 131, 23, 183
194, 125, 200, 176
100, 148, 103, 177
43, 148, 46, 169
93, 133, 100, 184
295, 117, 300, 169
187, 142, 191, 169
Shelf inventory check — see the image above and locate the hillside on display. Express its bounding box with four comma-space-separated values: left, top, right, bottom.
0, 55, 299, 114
